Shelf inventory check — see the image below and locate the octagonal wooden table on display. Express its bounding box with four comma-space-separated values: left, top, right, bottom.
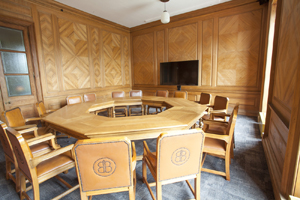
43, 96, 207, 140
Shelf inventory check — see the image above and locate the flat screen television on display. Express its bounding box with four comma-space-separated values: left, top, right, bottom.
160, 60, 199, 86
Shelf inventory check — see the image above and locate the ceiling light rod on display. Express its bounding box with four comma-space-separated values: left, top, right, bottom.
160, 0, 170, 24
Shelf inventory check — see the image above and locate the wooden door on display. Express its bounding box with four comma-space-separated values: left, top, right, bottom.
0, 24, 38, 118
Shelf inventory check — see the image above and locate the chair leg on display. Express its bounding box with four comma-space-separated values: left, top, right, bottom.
194, 174, 200, 200
156, 182, 162, 200
142, 158, 147, 183
129, 185, 135, 200
32, 179, 40, 200
5, 158, 11, 180
225, 153, 231, 181
19, 173, 26, 200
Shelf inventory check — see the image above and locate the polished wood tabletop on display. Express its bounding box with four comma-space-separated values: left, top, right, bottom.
43, 96, 207, 140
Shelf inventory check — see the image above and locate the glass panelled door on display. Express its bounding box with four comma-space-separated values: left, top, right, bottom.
0, 26, 37, 112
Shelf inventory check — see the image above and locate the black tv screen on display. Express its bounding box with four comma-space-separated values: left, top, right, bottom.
160, 60, 199, 86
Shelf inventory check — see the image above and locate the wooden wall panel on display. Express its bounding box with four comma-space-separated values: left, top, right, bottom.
218, 10, 262, 87
123, 36, 130, 85
168, 24, 197, 61
156, 30, 165, 85
39, 12, 59, 92
90, 26, 102, 88
132, 33, 154, 85
202, 19, 213, 86
58, 18, 90, 90
103, 31, 122, 86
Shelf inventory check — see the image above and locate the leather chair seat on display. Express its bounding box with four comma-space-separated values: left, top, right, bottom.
30, 142, 52, 155
203, 124, 226, 135
37, 152, 73, 177
204, 137, 226, 152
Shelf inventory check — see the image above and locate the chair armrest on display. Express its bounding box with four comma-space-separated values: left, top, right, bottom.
27, 133, 60, 149
30, 144, 74, 168
210, 109, 227, 114
14, 124, 37, 131
202, 119, 228, 127
18, 126, 39, 137
132, 142, 136, 169
46, 109, 58, 113
204, 132, 230, 143
25, 117, 41, 123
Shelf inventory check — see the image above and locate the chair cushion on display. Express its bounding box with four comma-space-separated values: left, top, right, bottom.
30, 142, 51, 156
37, 152, 73, 177
202, 114, 210, 120
204, 137, 226, 152
203, 124, 226, 135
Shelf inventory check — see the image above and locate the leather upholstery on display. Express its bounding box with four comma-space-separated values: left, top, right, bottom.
203, 137, 226, 152
67, 95, 83, 105
4, 107, 25, 127
156, 90, 169, 97
112, 91, 125, 98
213, 96, 229, 111
73, 138, 134, 193
129, 90, 142, 97
84, 93, 96, 102
0, 122, 14, 160
199, 93, 211, 105
174, 91, 187, 99
37, 152, 73, 177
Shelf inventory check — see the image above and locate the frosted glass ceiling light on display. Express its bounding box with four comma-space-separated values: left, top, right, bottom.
161, 0, 170, 24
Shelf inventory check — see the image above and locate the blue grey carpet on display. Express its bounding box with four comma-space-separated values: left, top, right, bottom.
0, 115, 274, 200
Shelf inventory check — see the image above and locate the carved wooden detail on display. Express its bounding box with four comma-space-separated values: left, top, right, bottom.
103, 31, 122, 86
123, 36, 130, 85
132, 33, 154, 85
217, 10, 262, 87
91, 26, 102, 88
168, 23, 197, 61
58, 18, 90, 90
39, 12, 59, 92
202, 19, 213, 86
156, 30, 164, 85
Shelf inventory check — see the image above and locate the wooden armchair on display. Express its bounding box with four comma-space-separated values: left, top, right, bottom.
66, 95, 83, 105
203, 95, 229, 120
6, 127, 78, 200
112, 91, 128, 117
73, 137, 136, 200
36, 101, 57, 118
84, 93, 110, 116
129, 90, 143, 116
147, 90, 169, 114
4, 107, 47, 138
199, 93, 212, 105
174, 91, 188, 99
0, 120, 59, 192
201, 103, 239, 181
143, 129, 205, 200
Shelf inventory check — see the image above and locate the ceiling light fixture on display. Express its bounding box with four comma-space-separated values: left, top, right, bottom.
161, 0, 170, 24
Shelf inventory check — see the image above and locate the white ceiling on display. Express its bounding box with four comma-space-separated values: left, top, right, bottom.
55, 0, 230, 28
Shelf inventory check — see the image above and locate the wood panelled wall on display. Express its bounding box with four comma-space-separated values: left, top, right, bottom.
263, 0, 300, 199
0, 0, 131, 114
131, 1, 267, 116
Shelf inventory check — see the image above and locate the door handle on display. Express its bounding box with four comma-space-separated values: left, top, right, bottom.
5, 101, 11, 104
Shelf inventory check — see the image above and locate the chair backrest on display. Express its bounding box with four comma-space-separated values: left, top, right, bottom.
73, 137, 133, 193
112, 91, 125, 98
4, 107, 25, 127
6, 127, 33, 182
156, 90, 169, 97
199, 93, 211, 105
213, 96, 229, 111
36, 102, 47, 117
66, 95, 83, 105
156, 129, 205, 182
0, 121, 14, 161
225, 104, 239, 142
84, 93, 96, 102
129, 90, 142, 97
174, 91, 187, 99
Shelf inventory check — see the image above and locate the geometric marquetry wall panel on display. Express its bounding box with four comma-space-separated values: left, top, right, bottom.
103, 31, 122, 86
156, 30, 165, 85
39, 12, 59, 92
58, 18, 90, 90
202, 19, 213, 86
218, 10, 262, 87
123, 36, 130, 85
90, 26, 102, 88
168, 23, 197, 62
133, 33, 154, 85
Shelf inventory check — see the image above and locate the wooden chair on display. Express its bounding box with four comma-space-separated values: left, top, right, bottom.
73, 137, 136, 200
6, 127, 78, 200
201, 103, 239, 181
147, 90, 169, 114
174, 91, 188, 99
143, 129, 205, 200
129, 90, 143, 116
36, 102, 57, 118
66, 95, 83, 105
112, 91, 128, 117
203, 95, 229, 120
4, 107, 47, 138
0, 120, 59, 192
199, 93, 212, 105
